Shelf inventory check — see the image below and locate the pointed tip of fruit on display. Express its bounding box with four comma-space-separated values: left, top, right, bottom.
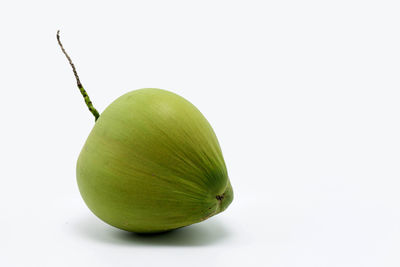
215, 180, 234, 213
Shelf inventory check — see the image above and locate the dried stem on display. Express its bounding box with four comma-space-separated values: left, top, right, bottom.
56, 30, 100, 121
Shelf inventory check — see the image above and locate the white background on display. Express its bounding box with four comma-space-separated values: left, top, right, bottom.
1, 1, 400, 266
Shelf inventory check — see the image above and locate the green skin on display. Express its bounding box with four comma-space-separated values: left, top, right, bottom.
77, 88, 233, 233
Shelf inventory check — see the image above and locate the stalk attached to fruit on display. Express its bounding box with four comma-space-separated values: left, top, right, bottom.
57, 31, 233, 233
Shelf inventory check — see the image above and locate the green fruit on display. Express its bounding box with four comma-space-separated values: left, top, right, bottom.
77, 89, 233, 233
57, 31, 233, 233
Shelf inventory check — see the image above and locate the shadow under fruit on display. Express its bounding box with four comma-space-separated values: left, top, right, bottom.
57, 31, 233, 233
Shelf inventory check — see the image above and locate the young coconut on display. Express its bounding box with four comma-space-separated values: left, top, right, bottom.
57, 31, 233, 233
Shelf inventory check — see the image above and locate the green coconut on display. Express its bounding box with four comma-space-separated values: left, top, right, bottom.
57, 31, 233, 233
